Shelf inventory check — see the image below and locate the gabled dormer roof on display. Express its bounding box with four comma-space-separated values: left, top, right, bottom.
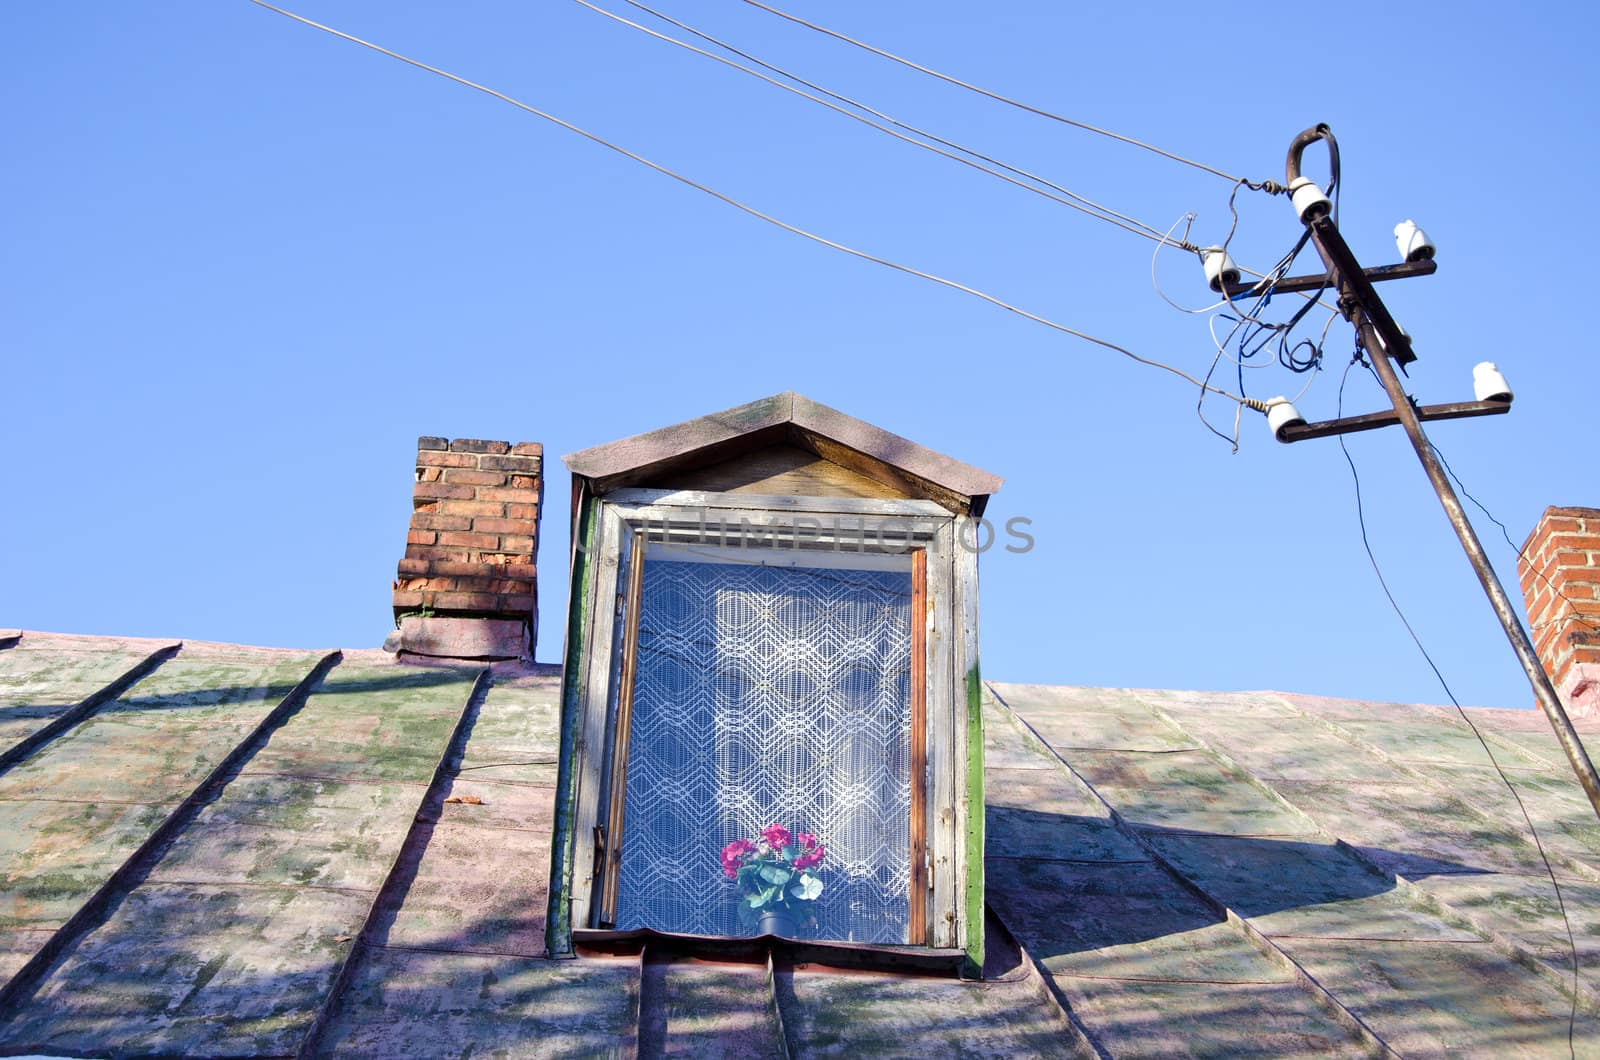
562, 391, 1003, 515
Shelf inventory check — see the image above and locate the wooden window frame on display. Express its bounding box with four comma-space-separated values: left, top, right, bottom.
566, 489, 970, 952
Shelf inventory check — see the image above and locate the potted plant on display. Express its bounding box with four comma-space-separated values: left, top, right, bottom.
720, 824, 826, 937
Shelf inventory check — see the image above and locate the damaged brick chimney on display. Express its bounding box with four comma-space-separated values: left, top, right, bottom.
1519, 506, 1600, 719
389, 437, 542, 662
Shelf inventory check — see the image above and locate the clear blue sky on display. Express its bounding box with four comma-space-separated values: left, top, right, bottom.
3, 1, 1593, 709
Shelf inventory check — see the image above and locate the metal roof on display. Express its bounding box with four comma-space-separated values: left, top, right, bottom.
1, 630, 1596, 1056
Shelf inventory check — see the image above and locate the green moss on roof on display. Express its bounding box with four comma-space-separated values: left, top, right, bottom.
0, 633, 1597, 1056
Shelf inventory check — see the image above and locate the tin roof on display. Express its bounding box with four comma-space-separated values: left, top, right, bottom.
0, 629, 1596, 1056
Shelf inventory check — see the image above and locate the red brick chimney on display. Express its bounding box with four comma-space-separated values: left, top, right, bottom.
1519, 506, 1600, 718
388, 436, 542, 662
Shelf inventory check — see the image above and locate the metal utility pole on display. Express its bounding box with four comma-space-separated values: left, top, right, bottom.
1266, 123, 1600, 822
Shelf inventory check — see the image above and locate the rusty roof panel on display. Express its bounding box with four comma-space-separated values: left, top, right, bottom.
0, 799, 174, 932
0, 648, 321, 803
3, 881, 371, 1057
0, 644, 324, 984
2, 638, 1598, 1055
991, 682, 1198, 753
315, 950, 641, 1057
990, 858, 1280, 983
1055, 978, 1370, 1058
1426, 763, 1600, 866
1416, 871, 1600, 993
381, 817, 551, 957
638, 959, 787, 1059
0, 655, 477, 1056
1278, 935, 1600, 1054
0, 633, 177, 758
453, 668, 562, 785
1062, 749, 1318, 838
241, 659, 476, 785
1147, 833, 1482, 942
1270, 778, 1554, 878
997, 680, 1600, 1056
778, 963, 1091, 1058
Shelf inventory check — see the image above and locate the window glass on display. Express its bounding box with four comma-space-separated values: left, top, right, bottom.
614, 555, 913, 943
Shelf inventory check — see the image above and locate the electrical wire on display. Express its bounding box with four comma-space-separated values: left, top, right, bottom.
1429, 442, 1600, 639
1152, 214, 1231, 315
739, 0, 1263, 187
1337, 354, 1579, 1060
593, 0, 1186, 249
1188, 193, 1325, 446
1182, 148, 1345, 448
246, 0, 1270, 413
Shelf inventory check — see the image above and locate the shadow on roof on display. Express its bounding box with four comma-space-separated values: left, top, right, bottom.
987, 808, 1492, 957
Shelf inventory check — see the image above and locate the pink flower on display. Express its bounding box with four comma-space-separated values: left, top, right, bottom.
720, 839, 755, 879
793, 844, 825, 870
760, 824, 792, 849
796, 832, 819, 849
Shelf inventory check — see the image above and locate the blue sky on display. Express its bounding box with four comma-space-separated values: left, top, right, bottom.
3, 1, 1593, 710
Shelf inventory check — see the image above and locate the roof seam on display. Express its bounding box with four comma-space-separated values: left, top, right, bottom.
0, 649, 342, 1026
0, 640, 182, 776
1051, 972, 1296, 986
371, 940, 552, 961
1262, 933, 1495, 944
984, 679, 1400, 1057
414, 818, 555, 837
1147, 691, 1600, 1017
1263, 692, 1600, 885
138, 878, 376, 897
293, 667, 493, 1058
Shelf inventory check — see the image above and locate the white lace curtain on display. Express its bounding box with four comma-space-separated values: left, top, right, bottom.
614, 557, 913, 943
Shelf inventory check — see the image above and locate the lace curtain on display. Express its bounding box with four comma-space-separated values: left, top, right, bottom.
614, 557, 913, 943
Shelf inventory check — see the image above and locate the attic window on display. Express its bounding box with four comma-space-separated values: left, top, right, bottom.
562, 491, 978, 959
606, 545, 920, 943
555, 393, 996, 973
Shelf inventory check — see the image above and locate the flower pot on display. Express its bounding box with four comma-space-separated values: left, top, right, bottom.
758, 908, 798, 938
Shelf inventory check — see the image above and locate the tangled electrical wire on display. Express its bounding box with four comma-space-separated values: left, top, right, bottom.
1153, 153, 1344, 450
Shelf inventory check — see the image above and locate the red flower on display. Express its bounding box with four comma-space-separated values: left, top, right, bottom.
796, 832, 819, 849
793, 844, 825, 870
720, 839, 755, 879
760, 823, 792, 849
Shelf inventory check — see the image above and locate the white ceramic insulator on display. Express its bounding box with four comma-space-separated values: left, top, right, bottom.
1200, 246, 1240, 293
1265, 397, 1306, 441
1394, 220, 1436, 262
1288, 177, 1331, 222
1473, 361, 1513, 402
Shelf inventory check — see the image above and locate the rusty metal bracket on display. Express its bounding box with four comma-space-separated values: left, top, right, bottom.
1277, 396, 1511, 443
1222, 258, 1435, 300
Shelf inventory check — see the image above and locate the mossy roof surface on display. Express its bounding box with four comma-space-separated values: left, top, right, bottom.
0, 630, 1597, 1057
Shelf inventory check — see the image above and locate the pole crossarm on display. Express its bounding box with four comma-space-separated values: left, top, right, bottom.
1283, 124, 1600, 823
1222, 258, 1435, 300
1278, 397, 1510, 443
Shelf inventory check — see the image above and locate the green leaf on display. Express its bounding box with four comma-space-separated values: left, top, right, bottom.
747, 890, 768, 909
790, 873, 824, 901
758, 865, 792, 888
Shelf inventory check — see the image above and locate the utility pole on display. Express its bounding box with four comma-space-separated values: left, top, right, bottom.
1255, 123, 1600, 823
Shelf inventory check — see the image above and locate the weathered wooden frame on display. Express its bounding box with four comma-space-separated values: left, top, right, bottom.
554, 488, 979, 965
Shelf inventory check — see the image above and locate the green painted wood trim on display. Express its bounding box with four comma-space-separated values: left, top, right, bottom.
963, 659, 985, 979
545, 493, 599, 957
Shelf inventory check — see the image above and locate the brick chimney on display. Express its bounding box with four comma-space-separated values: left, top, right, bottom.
389, 437, 542, 662
1519, 506, 1600, 719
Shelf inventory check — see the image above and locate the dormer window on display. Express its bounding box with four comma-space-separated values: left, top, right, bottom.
549, 393, 999, 974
